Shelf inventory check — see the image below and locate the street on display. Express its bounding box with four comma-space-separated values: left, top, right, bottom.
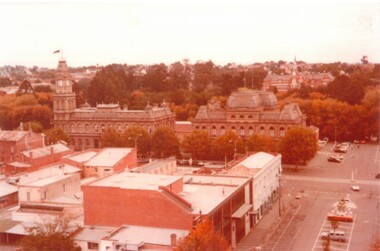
260, 142, 380, 251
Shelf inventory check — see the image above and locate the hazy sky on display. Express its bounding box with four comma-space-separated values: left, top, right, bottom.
0, 1, 379, 68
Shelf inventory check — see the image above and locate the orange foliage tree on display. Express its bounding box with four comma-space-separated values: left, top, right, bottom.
175, 219, 230, 251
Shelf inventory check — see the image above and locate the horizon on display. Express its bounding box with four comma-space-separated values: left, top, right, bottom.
1, 2, 379, 68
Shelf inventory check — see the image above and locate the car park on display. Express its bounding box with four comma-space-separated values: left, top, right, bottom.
351, 185, 360, 191
320, 230, 346, 242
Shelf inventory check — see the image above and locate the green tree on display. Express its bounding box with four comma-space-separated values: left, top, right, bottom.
175, 219, 230, 251
0, 77, 12, 87
326, 75, 365, 105
192, 60, 215, 92
322, 236, 330, 251
44, 128, 70, 145
247, 134, 276, 152
122, 126, 151, 157
143, 63, 169, 92
211, 130, 244, 161
278, 127, 317, 169
151, 126, 180, 158
19, 214, 80, 251
181, 130, 212, 160
100, 127, 122, 147
329, 218, 340, 232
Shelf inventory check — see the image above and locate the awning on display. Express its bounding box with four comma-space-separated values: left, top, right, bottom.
0, 220, 20, 233
232, 204, 252, 219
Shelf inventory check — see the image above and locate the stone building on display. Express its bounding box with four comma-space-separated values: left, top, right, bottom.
192, 90, 306, 140
52, 58, 176, 150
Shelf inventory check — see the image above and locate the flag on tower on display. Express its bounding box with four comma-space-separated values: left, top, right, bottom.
53, 50, 60, 54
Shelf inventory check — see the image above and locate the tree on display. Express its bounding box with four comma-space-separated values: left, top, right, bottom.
322, 236, 330, 251
336, 199, 348, 213
278, 127, 317, 169
246, 134, 276, 152
100, 127, 122, 147
151, 126, 180, 158
175, 218, 230, 251
211, 130, 244, 161
329, 218, 340, 233
181, 130, 212, 160
44, 127, 70, 145
326, 75, 365, 105
19, 214, 80, 251
122, 126, 151, 157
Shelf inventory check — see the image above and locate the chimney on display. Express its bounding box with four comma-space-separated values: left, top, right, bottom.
170, 233, 177, 247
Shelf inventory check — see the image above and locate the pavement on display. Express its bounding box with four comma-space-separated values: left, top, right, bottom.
236, 194, 293, 251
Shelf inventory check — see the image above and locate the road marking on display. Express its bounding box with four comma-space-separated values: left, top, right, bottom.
346, 215, 356, 251
271, 205, 302, 251
312, 218, 327, 251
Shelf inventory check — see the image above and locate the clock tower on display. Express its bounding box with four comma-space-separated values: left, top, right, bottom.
53, 59, 76, 126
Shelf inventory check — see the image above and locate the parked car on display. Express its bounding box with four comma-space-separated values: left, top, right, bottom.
328, 155, 342, 163
320, 230, 346, 242
334, 147, 347, 153
351, 185, 360, 191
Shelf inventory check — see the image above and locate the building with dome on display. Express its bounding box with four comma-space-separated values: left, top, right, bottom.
53, 59, 176, 150
192, 90, 307, 139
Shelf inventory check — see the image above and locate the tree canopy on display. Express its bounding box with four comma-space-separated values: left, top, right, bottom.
278, 127, 317, 167
19, 214, 80, 251
181, 130, 212, 160
175, 219, 230, 251
151, 126, 180, 158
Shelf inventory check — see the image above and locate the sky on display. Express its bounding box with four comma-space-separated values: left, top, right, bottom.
0, 1, 379, 68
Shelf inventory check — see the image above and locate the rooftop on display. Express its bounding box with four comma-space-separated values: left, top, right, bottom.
237, 152, 276, 169
180, 175, 250, 214
85, 148, 133, 167
63, 150, 98, 163
0, 180, 18, 197
0, 130, 28, 142
9, 163, 80, 186
89, 172, 182, 190
107, 225, 189, 246
22, 143, 70, 158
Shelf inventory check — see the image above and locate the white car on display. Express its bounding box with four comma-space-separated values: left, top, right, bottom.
351, 185, 360, 191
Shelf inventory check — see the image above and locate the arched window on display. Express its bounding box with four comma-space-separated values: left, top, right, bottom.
220, 126, 225, 135
232, 126, 236, 134
211, 126, 217, 136
269, 127, 275, 136
85, 124, 90, 132
239, 115, 244, 119
195, 126, 199, 130
248, 126, 254, 136
240, 126, 245, 136
94, 124, 98, 132
248, 115, 253, 119
280, 127, 285, 137
202, 126, 207, 130
260, 126, 265, 135
117, 124, 122, 133
231, 115, 236, 119
78, 124, 83, 132
71, 124, 75, 132
101, 124, 105, 132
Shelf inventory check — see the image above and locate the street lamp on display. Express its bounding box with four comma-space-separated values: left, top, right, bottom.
129, 134, 142, 148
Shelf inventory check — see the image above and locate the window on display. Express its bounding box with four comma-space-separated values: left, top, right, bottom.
269, 127, 275, 136
231, 115, 236, 119
78, 124, 82, 132
85, 124, 89, 131
94, 124, 98, 132
239, 115, 244, 119
202, 126, 206, 130
240, 127, 245, 136
220, 126, 225, 135
87, 242, 99, 250
280, 127, 285, 137
260, 127, 265, 135
231, 126, 236, 134
248, 126, 254, 136
211, 126, 217, 136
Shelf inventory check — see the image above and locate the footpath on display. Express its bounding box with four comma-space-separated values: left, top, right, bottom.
235, 195, 294, 251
